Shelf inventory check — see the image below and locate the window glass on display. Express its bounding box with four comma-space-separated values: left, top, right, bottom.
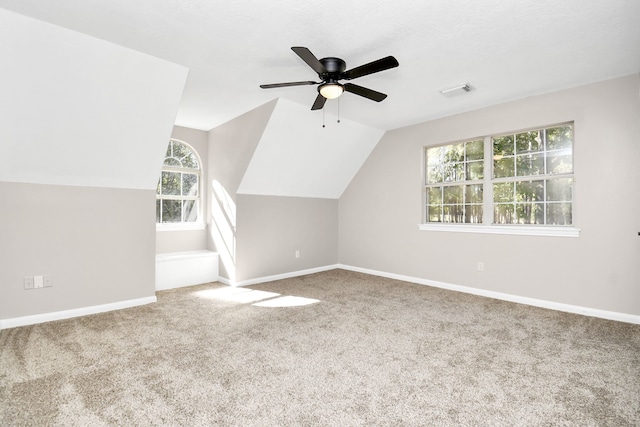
425, 123, 574, 227
156, 140, 202, 225
425, 139, 484, 224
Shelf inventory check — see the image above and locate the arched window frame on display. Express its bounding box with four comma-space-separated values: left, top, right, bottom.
156, 138, 204, 230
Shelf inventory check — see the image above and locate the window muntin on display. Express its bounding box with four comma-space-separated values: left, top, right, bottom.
424, 123, 574, 228
156, 139, 201, 224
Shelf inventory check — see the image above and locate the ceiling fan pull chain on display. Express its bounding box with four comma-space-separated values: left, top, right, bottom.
322, 106, 325, 128
337, 98, 341, 124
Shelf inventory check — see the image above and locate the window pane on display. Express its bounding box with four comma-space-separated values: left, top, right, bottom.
493, 157, 514, 178
444, 163, 464, 182
515, 202, 544, 224
465, 184, 483, 204
547, 150, 573, 174
546, 178, 572, 201
443, 186, 463, 204
516, 130, 544, 153
161, 200, 182, 223
546, 125, 573, 150
427, 165, 443, 183
427, 205, 443, 222
494, 203, 515, 224
516, 180, 544, 202
444, 143, 464, 163
426, 146, 443, 165
156, 199, 161, 222
161, 171, 181, 195
547, 202, 572, 225
443, 205, 464, 223
493, 135, 514, 156
427, 187, 443, 205
465, 205, 483, 223
466, 140, 484, 161
164, 157, 181, 167
182, 173, 198, 196
171, 142, 190, 161
493, 182, 514, 203
516, 153, 544, 176
183, 200, 198, 222
466, 161, 484, 181
181, 153, 199, 169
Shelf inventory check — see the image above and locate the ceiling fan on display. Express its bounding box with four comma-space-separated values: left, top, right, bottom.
260, 47, 399, 110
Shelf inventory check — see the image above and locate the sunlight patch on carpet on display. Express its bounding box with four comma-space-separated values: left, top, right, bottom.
194, 286, 319, 307
252, 296, 320, 307
194, 288, 280, 303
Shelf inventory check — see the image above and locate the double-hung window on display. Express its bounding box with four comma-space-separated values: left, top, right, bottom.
425, 139, 484, 223
422, 123, 576, 236
156, 139, 202, 226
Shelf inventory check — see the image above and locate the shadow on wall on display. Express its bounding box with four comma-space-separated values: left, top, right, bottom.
210, 180, 236, 282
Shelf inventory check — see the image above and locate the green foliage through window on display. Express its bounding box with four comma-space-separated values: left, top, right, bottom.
425, 123, 574, 226
156, 140, 201, 224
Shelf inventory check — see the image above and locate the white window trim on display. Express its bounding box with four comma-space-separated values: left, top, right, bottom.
420, 122, 579, 237
418, 223, 580, 237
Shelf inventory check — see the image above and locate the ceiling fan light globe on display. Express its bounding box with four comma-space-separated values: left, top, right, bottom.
319, 83, 344, 99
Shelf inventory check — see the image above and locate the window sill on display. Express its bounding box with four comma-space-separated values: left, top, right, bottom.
156, 223, 206, 232
418, 223, 580, 237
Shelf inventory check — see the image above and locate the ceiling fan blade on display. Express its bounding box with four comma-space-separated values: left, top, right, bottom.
342, 56, 399, 80
292, 47, 327, 75
311, 93, 327, 110
260, 81, 318, 89
344, 83, 388, 102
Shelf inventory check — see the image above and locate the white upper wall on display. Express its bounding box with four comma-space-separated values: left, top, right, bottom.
0, 9, 188, 190
237, 98, 384, 199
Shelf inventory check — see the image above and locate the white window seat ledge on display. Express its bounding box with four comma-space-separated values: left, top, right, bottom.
155, 250, 219, 291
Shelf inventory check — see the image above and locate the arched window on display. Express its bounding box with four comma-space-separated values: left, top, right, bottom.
156, 139, 202, 225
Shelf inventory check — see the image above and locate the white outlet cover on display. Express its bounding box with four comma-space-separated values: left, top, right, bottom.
34, 275, 44, 288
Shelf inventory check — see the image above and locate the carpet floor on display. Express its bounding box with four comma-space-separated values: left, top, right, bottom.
1, 269, 639, 426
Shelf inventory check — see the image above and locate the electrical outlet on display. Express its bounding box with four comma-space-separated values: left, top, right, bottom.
43, 276, 53, 288
24, 277, 34, 290
34, 275, 44, 289
477, 262, 485, 272
295, 250, 300, 259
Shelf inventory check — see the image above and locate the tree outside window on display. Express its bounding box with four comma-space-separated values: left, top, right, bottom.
156, 139, 201, 224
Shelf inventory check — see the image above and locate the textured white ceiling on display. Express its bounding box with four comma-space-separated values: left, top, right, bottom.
0, 0, 638, 131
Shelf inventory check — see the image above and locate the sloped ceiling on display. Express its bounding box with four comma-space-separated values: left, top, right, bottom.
0, 9, 188, 190
238, 99, 384, 199
0, 0, 638, 132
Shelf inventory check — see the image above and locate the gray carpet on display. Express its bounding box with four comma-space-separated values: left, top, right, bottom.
1, 269, 639, 426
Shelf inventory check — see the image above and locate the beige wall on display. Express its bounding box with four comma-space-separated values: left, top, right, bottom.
207, 100, 276, 280
236, 195, 338, 282
339, 74, 640, 316
0, 182, 156, 319
207, 100, 339, 282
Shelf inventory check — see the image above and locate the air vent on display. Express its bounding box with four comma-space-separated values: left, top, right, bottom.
440, 83, 473, 98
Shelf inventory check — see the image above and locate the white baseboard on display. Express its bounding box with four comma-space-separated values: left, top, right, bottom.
0, 296, 157, 330
337, 264, 640, 325
218, 264, 340, 287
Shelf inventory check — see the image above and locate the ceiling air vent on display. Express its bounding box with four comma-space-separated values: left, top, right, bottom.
439, 83, 473, 98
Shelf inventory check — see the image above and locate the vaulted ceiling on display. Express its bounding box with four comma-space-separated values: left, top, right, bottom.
1, 0, 639, 132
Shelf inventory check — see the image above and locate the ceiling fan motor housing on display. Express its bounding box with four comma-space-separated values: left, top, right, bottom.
319, 57, 346, 78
